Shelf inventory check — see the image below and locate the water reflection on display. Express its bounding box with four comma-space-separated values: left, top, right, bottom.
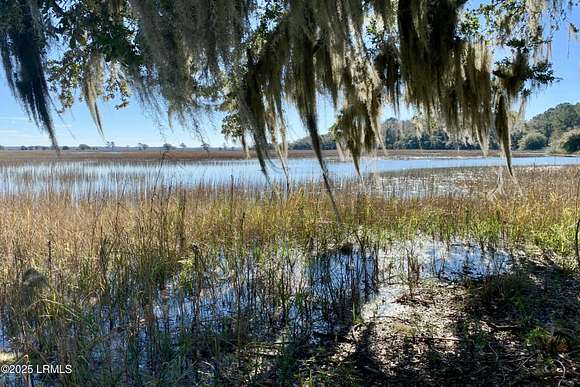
0, 155, 578, 196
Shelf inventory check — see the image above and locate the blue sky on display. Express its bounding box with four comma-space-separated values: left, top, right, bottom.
0, 5, 578, 147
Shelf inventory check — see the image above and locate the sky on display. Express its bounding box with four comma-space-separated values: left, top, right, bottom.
0, 5, 578, 147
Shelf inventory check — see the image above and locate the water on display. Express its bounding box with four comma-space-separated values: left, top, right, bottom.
0, 155, 570, 383
363, 238, 512, 319
0, 234, 514, 384
107, 237, 508, 354
0, 155, 578, 196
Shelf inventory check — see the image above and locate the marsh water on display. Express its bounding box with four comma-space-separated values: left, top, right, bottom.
0, 155, 579, 196
0, 155, 577, 384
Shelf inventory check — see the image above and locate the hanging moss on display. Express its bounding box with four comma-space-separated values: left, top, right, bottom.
81, 54, 104, 135
0, 0, 56, 146
0, 0, 568, 173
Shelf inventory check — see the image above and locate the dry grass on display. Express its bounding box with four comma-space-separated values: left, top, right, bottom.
0, 164, 577, 385
0, 148, 552, 162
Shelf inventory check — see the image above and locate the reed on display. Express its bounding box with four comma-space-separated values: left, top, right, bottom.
0, 163, 577, 385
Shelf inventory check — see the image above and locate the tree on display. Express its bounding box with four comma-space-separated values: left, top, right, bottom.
163, 143, 174, 150
137, 143, 149, 150
518, 132, 547, 150
394, 132, 421, 150
78, 144, 91, 150
0, 0, 574, 174
179, 142, 187, 149
289, 133, 336, 150
221, 110, 250, 157
524, 103, 580, 143
558, 128, 580, 153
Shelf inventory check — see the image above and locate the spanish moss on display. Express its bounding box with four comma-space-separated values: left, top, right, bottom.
0, 0, 570, 172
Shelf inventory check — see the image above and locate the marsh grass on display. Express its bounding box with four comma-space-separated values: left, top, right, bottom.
0, 164, 578, 385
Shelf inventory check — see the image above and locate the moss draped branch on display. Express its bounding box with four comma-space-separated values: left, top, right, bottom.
0, 0, 571, 174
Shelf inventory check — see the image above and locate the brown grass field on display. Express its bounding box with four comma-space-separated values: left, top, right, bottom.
0, 150, 577, 385
0, 148, 554, 162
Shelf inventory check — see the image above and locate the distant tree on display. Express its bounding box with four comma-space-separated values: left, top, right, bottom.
558, 128, 580, 153
289, 133, 336, 150
137, 143, 149, 150
221, 111, 249, 156
518, 132, 547, 150
221, 112, 244, 141
380, 117, 482, 150
422, 129, 450, 149
106, 141, 115, 149
525, 103, 580, 142
394, 132, 421, 149
179, 142, 187, 149
62, 145, 69, 150
381, 118, 408, 149
78, 144, 91, 150
510, 130, 526, 150
287, 105, 580, 153
163, 143, 174, 150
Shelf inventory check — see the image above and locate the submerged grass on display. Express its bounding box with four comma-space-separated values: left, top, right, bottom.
0, 164, 578, 385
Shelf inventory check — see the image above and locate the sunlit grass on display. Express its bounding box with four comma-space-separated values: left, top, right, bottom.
0, 164, 577, 384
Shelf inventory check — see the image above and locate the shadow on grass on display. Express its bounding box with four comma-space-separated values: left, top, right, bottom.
281, 258, 580, 386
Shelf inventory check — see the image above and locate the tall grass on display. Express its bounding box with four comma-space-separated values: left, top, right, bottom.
0, 164, 577, 385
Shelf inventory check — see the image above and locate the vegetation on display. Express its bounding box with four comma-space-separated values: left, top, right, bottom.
290, 120, 481, 151
290, 133, 337, 151
290, 102, 580, 152
557, 128, 580, 153
518, 131, 548, 150
524, 103, 580, 142
510, 102, 580, 152
0, 162, 578, 385
0, 1, 579, 385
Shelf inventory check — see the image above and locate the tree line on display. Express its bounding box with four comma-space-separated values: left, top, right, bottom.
290, 103, 580, 153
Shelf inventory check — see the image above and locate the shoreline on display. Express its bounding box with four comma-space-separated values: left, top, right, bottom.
0, 148, 573, 163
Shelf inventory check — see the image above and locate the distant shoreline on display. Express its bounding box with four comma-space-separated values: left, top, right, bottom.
0, 148, 572, 162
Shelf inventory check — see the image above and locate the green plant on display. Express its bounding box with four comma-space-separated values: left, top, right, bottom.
557, 128, 580, 153
525, 326, 570, 354
518, 131, 547, 150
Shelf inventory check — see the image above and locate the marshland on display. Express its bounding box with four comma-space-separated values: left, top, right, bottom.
0, 154, 578, 385
2, 0, 580, 385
